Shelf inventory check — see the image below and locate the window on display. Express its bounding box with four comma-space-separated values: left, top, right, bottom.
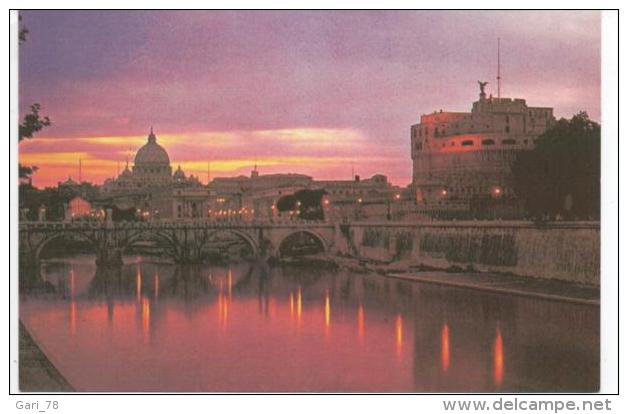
461, 140, 474, 146
505, 126, 510, 133
502, 139, 516, 145
482, 139, 495, 145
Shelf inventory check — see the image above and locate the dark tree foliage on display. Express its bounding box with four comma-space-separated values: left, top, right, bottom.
19, 165, 39, 178
512, 112, 600, 220
276, 189, 327, 220
98, 205, 141, 222
293, 189, 327, 220
18, 15, 51, 180
19, 182, 100, 221
276, 194, 297, 211
19, 103, 51, 142
18, 15, 29, 44
19, 185, 67, 221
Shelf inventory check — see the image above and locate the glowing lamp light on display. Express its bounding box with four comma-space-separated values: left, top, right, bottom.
394, 194, 401, 200
323, 199, 330, 206
357, 198, 363, 204
441, 189, 448, 196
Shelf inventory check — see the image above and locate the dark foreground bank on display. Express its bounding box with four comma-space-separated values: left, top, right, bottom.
19, 321, 74, 392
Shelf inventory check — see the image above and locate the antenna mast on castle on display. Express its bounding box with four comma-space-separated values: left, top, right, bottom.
497, 37, 501, 99
78, 158, 82, 182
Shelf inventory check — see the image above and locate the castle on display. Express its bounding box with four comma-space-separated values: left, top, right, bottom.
410, 82, 555, 218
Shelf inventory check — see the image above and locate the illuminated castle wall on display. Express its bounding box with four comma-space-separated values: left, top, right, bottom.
410, 85, 555, 217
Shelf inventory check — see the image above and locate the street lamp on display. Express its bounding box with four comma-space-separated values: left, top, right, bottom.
388, 193, 401, 221
355, 198, 363, 221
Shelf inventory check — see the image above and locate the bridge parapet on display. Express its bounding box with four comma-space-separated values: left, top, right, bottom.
19, 219, 337, 232
19, 219, 340, 266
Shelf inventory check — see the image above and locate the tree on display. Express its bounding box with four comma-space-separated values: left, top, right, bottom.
512, 112, 600, 220
276, 189, 327, 220
18, 15, 51, 180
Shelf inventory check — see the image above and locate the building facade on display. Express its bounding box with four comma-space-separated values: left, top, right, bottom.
411, 83, 555, 218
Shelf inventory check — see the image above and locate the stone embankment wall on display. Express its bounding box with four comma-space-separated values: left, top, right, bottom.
340, 221, 599, 286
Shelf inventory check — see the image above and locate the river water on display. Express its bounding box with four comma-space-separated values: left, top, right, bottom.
19, 254, 599, 392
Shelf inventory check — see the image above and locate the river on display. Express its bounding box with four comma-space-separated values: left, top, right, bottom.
19, 254, 599, 392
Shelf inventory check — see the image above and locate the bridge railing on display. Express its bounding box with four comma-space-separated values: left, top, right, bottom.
18, 218, 336, 230
19, 218, 600, 231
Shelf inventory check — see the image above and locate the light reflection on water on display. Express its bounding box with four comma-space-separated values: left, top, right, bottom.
20, 254, 599, 392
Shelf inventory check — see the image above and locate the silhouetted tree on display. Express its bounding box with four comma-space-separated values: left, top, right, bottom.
512, 112, 600, 220
293, 189, 327, 220
18, 15, 51, 180
19, 181, 100, 221
276, 194, 297, 212
18, 15, 29, 44
276, 190, 327, 220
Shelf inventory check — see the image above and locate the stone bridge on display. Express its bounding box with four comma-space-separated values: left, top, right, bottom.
19, 220, 600, 285
19, 220, 345, 267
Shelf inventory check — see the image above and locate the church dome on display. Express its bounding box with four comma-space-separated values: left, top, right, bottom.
134, 128, 170, 166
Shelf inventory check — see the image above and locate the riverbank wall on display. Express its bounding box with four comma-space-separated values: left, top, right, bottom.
338, 221, 599, 286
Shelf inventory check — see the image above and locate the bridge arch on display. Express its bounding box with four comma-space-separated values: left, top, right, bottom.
34, 231, 97, 262
120, 228, 259, 260
228, 230, 259, 256
276, 229, 328, 257
208, 229, 259, 258
121, 228, 175, 252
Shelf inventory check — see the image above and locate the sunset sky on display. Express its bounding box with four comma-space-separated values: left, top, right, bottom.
18, 10, 601, 188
